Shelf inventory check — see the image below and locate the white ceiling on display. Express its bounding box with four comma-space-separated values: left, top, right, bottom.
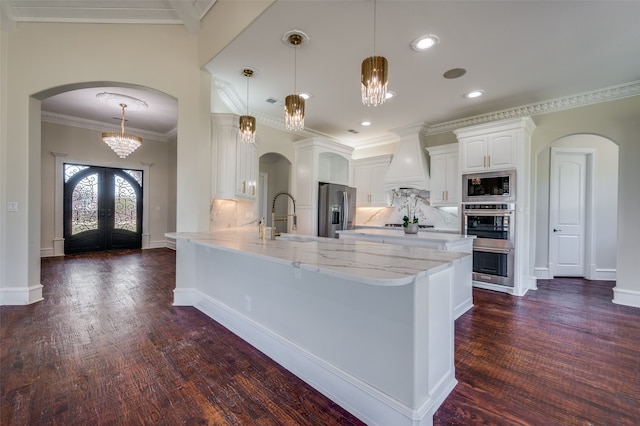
6, 1, 640, 148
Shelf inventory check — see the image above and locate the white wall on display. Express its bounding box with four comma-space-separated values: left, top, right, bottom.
40, 122, 176, 254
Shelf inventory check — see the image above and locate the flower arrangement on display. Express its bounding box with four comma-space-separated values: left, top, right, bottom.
390, 189, 425, 227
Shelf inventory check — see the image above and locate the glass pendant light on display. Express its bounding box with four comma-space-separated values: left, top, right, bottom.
239, 68, 256, 144
284, 32, 305, 131
361, 0, 388, 106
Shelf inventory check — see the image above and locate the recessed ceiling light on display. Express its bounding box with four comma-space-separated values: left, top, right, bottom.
361, 121, 372, 126
299, 92, 312, 100
411, 34, 439, 51
385, 91, 396, 100
465, 90, 485, 99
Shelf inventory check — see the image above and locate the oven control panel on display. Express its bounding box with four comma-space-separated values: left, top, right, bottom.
463, 203, 514, 211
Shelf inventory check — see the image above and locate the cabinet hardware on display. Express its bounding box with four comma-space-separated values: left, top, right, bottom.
487, 155, 491, 168
242, 181, 246, 193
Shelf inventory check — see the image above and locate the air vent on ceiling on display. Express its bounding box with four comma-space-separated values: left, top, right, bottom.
347, 129, 359, 134
265, 97, 283, 106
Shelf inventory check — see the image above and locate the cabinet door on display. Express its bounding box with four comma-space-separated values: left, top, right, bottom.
487, 131, 516, 170
368, 164, 389, 205
353, 165, 371, 206
460, 137, 487, 172
430, 154, 447, 204
444, 152, 459, 203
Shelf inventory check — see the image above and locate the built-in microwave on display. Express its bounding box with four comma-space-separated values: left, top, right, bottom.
462, 169, 516, 203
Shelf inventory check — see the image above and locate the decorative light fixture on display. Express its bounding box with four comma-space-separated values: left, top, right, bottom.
101, 103, 142, 158
361, 0, 388, 106
239, 68, 256, 144
284, 32, 305, 131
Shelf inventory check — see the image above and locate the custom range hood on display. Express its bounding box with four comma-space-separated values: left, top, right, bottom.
384, 124, 430, 192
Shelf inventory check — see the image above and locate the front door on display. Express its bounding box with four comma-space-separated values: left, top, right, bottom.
64, 164, 143, 254
549, 149, 587, 277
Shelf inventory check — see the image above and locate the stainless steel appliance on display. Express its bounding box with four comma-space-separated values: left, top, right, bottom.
462, 169, 516, 203
463, 203, 515, 287
318, 182, 357, 238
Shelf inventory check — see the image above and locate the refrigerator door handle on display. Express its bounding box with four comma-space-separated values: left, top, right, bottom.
342, 191, 348, 230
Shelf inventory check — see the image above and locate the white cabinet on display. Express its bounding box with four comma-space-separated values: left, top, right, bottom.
458, 130, 517, 173
211, 113, 257, 200
353, 155, 392, 207
426, 144, 459, 206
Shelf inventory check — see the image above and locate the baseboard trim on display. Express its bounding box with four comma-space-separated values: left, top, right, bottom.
612, 287, 640, 309
0, 284, 44, 305
534, 267, 551, 279
174, 287, 450, 426
40, 248, 55, 257
594, 268, 616, 281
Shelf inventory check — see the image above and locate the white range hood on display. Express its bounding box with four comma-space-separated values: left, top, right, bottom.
384, 124, 430, 192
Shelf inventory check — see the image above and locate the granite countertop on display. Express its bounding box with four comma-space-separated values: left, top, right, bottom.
167, 230, 468, 287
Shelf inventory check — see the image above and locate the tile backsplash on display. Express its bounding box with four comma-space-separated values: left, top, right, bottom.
355, 203, 459, 231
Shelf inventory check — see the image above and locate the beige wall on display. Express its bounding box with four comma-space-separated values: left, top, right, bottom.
0, 19, 216, 302
40, 122, 176, 253
530, 96, 640, 302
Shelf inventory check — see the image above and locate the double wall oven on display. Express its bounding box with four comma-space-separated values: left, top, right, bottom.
462, 169, 517, 287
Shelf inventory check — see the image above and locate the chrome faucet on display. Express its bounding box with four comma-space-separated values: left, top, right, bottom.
271, 191, 297, 239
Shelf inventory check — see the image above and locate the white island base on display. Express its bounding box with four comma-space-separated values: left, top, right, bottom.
169, 231, 464, 426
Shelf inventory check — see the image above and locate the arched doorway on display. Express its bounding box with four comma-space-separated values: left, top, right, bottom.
536, 134, 619, 280
259, 153, 292, 234
34, 82, 178, 256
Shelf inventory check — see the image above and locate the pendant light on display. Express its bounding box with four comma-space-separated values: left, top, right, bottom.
101, 103, 142, 158
284, 32, 305, 131
361, 0, 388, 106
239, 68, 256, 144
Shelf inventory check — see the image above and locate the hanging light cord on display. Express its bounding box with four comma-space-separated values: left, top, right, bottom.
373, 0, 377, 55
119, 104, 127, 136
293, 41, 298, 94
246, 75, 250, 115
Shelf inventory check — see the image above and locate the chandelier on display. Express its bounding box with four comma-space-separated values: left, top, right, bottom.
239, 68, 256, 144
284, 32, 305, 131
101, 103, 142, 158
361, 0, 388, 106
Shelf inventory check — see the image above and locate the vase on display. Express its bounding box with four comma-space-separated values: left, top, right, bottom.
404, 223, 419, 234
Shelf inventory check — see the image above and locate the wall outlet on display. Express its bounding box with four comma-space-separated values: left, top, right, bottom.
245, 211, 254, 219
7, 202, 18, 212
244, 295, 252, 311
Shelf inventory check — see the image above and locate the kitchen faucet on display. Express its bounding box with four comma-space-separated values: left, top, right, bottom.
271, 191, 297, 239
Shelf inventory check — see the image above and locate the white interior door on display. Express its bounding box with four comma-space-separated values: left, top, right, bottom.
549, 149, 588, 277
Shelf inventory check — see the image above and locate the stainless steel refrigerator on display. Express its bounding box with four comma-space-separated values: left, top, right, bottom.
318, 182, 357, 238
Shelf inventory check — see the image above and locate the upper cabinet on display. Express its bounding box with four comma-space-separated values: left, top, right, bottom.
458, 130, 517, 172
455, 118, 536, 174
211, 113, 258, 200
426, 144, 459, 206
353, 155, 392, 207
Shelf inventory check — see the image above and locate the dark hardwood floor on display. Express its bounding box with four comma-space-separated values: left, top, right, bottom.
2, 249, 639, 425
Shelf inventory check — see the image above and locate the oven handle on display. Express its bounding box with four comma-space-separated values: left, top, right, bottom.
473, 246, 512, 254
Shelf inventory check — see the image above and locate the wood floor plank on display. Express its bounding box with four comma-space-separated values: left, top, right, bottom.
2, 250, 639, 425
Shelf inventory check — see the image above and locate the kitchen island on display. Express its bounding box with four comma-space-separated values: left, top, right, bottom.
168, 229, 469, 426
338, 229, 475, 319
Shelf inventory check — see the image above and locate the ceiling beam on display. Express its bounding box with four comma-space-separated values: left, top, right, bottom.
168, 0, 201, 34
0, 1, 16, 32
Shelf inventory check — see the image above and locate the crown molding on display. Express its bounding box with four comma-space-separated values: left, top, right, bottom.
41, 111, 175, 142
216, 77, 640, 149
425, 80, 640, 135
